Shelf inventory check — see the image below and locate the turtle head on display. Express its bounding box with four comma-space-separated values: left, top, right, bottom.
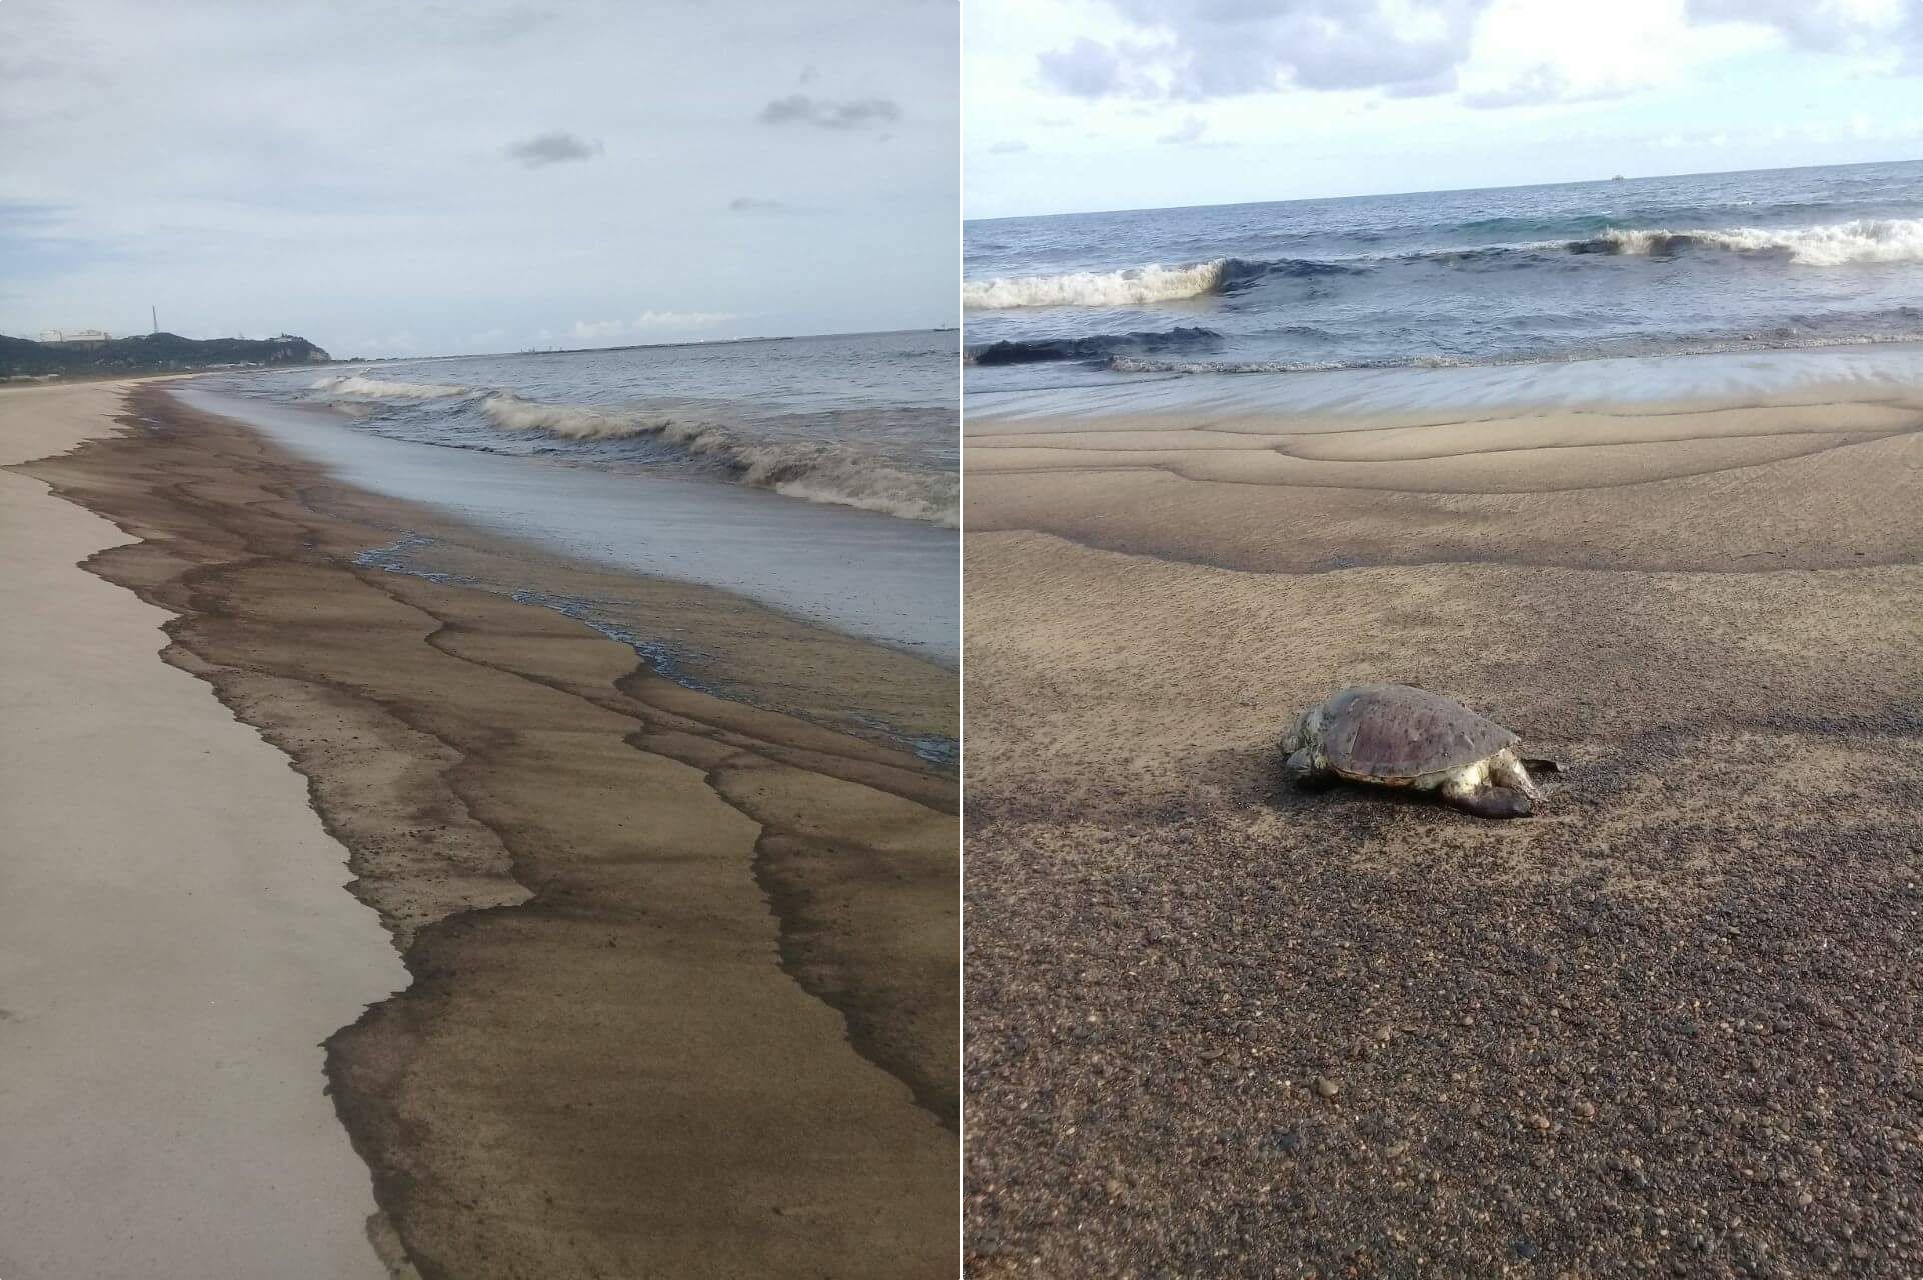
1280, 705, 1323, 755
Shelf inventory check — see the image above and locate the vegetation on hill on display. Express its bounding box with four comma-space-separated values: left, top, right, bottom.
0, 332, 332, 378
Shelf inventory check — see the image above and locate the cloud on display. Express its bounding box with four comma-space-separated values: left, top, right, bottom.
1685, 0, 1923, 61
1037, 38, 1128, 97
1383, 70, 1462, 99
422, 3, 559, 45
505, 131, 604, 167
727, 196, 789, 213
757, 94, 902, 129
1157, 116, 1206, 144
568, 311, 738, 343
1034, 0, 1493, 102
986, 139, 1030, 154
0, 0, 957, 354
0, 54, 72, 83
1462, 63, 1637, 109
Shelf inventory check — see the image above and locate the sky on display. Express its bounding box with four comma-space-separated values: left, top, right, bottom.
965, 0, 1923, 219
0, 0, 957, 357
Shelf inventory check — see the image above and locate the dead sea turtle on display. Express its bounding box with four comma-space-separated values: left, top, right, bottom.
1281, 684, 1559, 819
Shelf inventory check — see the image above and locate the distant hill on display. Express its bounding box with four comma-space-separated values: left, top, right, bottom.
0, 332, 332, 378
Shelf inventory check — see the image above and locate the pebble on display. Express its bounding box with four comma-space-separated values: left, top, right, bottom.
1573, 1101, 1596, 1121
1528, 1113, 1551, 1131
1313, 1075, 1340, 1099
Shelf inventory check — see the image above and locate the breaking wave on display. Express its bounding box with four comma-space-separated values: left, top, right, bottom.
1580, 218, 1923, 265
479, 392, 636, 437
964, 219, 1923, 315
963, 259, 1231, 309
481, 392, 956, 526
308, 373, 470, 399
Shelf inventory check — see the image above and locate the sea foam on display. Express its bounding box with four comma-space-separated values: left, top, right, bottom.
1591, 218, 1923, 265
962, 259, 1228, 309
308, 374, 470, 399
480, 392, 636, 437
481, 392, 957, 526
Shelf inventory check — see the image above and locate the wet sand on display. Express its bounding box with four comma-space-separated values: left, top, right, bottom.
963, 378, 1923, 1276
0, 381, 404, 1279
15, 383, 957, 1277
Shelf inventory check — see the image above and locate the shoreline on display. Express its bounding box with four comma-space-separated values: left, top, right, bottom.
964, 339, 1923, 425
176, 383, 959, 761
963, 370, 1923, 1274
16, 382, 958, 1277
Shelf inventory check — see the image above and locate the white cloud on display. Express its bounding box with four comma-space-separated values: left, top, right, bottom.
1006, 0, 1793, 116
1455, 0, 1769, 109
1033, 1, 1491, 101
566, 311, 739, 344
965, 0, 1918, 219
1686, 0, 1921, 61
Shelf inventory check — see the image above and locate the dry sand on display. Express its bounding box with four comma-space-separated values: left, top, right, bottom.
964, 386, 1923, 1276
19, 384, 958, 1278
0, 381, 405, 1279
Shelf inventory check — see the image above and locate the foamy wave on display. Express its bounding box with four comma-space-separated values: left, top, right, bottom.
962, 259, 1228, 309
308, 373, 470, 399
481, 392, 956, 526
481, 392, 638, 437
726, 443, 957, 527
1591, 218, 1923, 265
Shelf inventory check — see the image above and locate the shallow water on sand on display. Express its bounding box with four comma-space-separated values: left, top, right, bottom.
966, 340, 1923, 426
177, 387, 958, 666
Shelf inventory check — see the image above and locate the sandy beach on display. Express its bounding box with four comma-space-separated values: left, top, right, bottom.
5, 381, 958, 1277
963, 375, 1923, 1275
0, 381, 406, 1278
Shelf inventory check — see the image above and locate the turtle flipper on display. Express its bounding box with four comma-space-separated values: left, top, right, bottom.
1441, 779, 1534, 819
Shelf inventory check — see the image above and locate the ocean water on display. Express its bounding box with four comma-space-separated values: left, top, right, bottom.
208, 329, 959, 527
185, 329, 959, 668
963, 160, 1923, 400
